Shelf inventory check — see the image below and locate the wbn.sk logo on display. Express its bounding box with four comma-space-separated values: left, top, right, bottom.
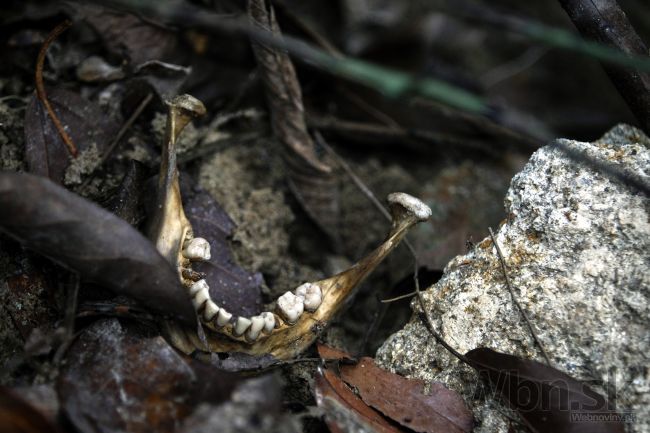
469, 366, 639, 424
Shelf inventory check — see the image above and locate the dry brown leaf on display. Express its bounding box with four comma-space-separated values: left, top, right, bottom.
314, 368, 404, 433
339, 357, 473, 433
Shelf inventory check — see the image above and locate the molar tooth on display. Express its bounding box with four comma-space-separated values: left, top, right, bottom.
216, 309, 232, 327
294, 283, 322, 312
260, 312, 276, 333
246, 316, 265, 341
277, 291, 304, 324
192, 285, 209, 310
189, 279, 209, 296
183, 237, 211, 261
203, 300, 219, 321
233, 317, 252, 336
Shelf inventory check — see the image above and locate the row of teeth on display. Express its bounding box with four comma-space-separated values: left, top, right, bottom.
181, 237, 323, 341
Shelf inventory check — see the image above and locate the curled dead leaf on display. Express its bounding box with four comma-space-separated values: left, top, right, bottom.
0, 171, 195, 325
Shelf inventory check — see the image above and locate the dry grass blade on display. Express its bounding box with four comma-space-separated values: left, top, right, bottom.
247, 0, 340, 247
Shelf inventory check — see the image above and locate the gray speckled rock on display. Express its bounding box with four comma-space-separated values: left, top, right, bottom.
376, 124, 650, 433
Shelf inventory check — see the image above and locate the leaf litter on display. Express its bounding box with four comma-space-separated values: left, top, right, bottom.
315, 344, 473, 433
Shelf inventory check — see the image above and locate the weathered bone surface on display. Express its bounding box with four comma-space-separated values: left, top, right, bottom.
148, 94, 207, 285
151, 94, 432, 360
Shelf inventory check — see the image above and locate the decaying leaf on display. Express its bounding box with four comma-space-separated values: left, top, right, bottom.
24, 87, 118, 184
465, 347, 625, 433
71, 3, 178, 65
183, 186, 264, 317
7, 385, 60, 427
0, 386, 63, 433
340, 357, 473, 433
317, 343, 358, 363
314, 368, 404, 433
177, 374, 287, 433
0, 171, 195, 325
58, 319, 203, 433
248, 0, 341, 247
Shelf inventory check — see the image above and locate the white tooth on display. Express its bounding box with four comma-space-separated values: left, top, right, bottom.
233, 317, 252, 336
277, 291, 304, 324
203, 300, 219, 321
261, 312, 276, 333
183, 237, 211, 261
294, 282, 309, 298
246, 316, 265, 341
294, 283, 322, 312
192, 286, 209, 309
189, 279, 209, 296
216, 309, 232, 327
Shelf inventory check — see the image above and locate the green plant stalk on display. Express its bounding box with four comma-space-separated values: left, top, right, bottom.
519, 22, 650, 72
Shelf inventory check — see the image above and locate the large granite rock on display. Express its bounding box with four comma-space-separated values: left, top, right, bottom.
376, 124, 650, 433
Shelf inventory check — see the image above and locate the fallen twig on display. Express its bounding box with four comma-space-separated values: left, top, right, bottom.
488, 227, 552, 365
559, 0, 650, 132
35, 20, 77, 157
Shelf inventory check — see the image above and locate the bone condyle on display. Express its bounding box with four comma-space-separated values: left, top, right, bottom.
151, 94, 432, 361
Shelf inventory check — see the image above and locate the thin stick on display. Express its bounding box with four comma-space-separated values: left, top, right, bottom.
35, 20, 77, 157
317, 132, 391, 222
380, 290, 417, 303
488, 227, 552, 365
101, 93, 153, 166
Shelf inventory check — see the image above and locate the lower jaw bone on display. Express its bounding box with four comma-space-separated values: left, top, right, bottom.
164, 192, 431, 360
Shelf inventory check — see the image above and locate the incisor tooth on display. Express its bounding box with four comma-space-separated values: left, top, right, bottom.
183, 237, 211, 261
203, 300, 219, 321
260, 312, 275, 333
294, 283, 322, 312
277, 291, 304, 324
246, 316, 265, 341
233, 317, 252, 336
216, 309, 232, 327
